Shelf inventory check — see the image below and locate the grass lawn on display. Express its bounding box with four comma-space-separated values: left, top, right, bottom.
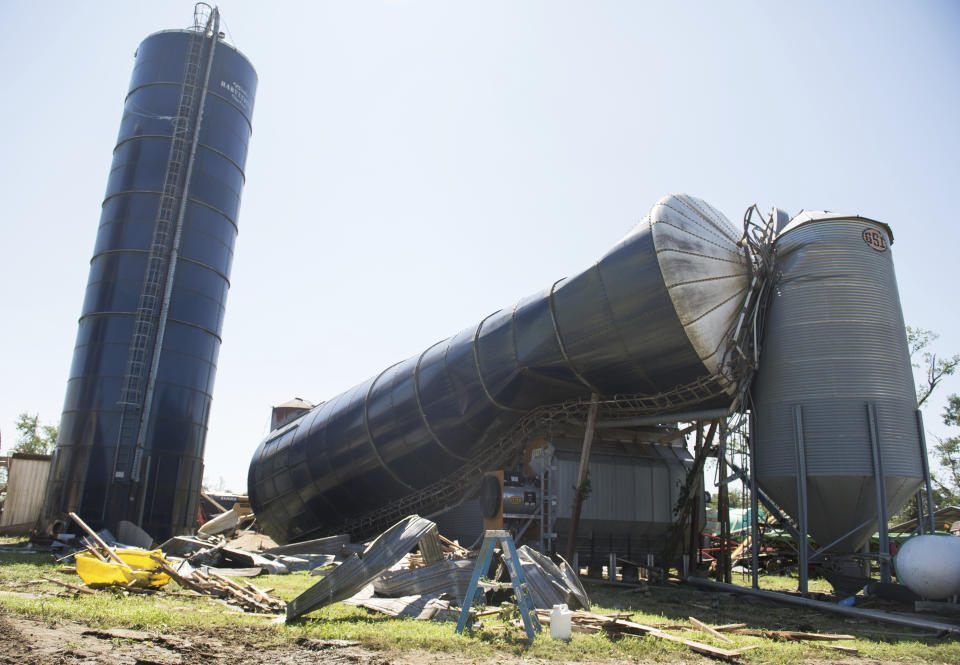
1, 546, 958, 663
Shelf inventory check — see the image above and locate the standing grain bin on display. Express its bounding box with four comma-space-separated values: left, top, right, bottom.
752, 212, 923, 554
45, 5, 256, 541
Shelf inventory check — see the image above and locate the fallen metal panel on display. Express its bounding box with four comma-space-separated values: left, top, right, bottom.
344, 593, 429, 618
372, 559, 474, 598
263, 534, 350, 557
285, 515, 436, 622
516, 545, 590, 610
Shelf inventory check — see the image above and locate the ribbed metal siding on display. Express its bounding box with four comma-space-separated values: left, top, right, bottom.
0, 456, 52, 534
250, 194, 742, 543
47, 30, 256, 541
552, 446, 688, 526
752, 216, 921, 551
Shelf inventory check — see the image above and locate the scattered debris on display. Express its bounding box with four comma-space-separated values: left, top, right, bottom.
75, 548, 171, 588
372, 559, 474, 598
532, 609, 758, 660
198, 507, 247, 537
150, 556, 286, 614
295, 637, 361, 650
41, 575, 97, 595
286, 515, 439, 622
689, 615, 734, 644
264, 534, 350, 557
515, 545, 590, 610
730, 628, 856, 641
116, 520, 155, 550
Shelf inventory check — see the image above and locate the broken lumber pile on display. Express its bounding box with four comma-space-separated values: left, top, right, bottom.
531, 609, 756, 660
152, 556, 286, 614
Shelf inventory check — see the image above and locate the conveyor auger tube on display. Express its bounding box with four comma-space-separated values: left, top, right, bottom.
249, 194, 762, 543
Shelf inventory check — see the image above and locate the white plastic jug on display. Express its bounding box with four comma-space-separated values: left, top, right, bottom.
550, 603, 572, 640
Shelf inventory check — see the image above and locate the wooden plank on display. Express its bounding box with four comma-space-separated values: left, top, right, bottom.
41, 575, 96, 595
68, 512, 133, 571
732, 629, 855, 641
713, 623, 748, 632
689, 616, 735, 644
438, 534, 471, 555
418, 524, 444, 565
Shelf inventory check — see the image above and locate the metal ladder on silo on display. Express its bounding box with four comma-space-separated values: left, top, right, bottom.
110, 25, 208, 488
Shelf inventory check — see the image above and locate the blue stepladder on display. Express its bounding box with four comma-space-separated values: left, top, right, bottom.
455, 530, 541, 640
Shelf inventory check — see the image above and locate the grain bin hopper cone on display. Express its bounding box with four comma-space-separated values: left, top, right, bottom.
249, 194, 754, 543
752, 212, 923, 555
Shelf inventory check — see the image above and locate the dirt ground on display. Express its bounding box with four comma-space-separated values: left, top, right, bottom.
0, 608, 576, 665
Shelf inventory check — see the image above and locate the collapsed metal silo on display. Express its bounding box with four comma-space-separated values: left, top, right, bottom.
45, 5, 256, 541
249, 194, 752, 544
752, 213, 923, 554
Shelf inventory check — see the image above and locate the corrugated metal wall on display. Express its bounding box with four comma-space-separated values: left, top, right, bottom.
0, 455, 52, 534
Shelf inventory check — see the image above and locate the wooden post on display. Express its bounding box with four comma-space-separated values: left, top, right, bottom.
69, 511, 134, 572
663, 421, 717, 570
565, 394, 599, 564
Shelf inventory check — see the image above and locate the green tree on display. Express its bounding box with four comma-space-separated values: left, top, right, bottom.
906, 326, 960, 407
932, 395, 960, 505
888, 327, 960, 523
13, 412, 58, 455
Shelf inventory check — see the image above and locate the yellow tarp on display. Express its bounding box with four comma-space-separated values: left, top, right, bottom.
75, 548, 171, 588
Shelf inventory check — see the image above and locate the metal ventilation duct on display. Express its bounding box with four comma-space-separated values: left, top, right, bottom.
752, 213, 922, 553
45, 11, 256, 541
249, 194, 750, 543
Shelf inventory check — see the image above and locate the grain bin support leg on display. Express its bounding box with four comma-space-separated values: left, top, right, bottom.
748, 412, 760, 589
916, 410, 937, 534
868, 403, 891, 583
717, 420, 731, 584
793, 405, 809, 595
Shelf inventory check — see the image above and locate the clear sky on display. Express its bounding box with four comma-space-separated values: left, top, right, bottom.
1, 1, 958, 493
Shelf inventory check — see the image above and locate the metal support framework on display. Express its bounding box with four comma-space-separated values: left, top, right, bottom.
687, 576, 960, 637
686, 423, 704, 571
748, 411, 760, 589
915, 410, 937, 534
725, 458, 803, 543
792, 405, 809, 594
717, 420, 731, 584
867, 402, 891, 583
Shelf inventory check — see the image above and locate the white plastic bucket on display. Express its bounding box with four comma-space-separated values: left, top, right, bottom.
550, 603, 572, 640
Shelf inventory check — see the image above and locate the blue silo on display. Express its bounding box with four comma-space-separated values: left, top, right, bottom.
45, 5, 256, 541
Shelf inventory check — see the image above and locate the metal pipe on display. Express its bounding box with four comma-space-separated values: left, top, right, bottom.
793, 405, 809, 594
685, 576, 960, 636
808, 519, 872, 563
916, 410, 937, 534
748, 411, 759, 589
868, 402, 891, 583
594, 407, 730, 429
717, 420, 731, 583
726, 458, 804, 543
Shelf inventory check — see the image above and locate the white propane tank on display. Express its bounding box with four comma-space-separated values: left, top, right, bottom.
894, 535, 960, 600
550, 604, 572, 640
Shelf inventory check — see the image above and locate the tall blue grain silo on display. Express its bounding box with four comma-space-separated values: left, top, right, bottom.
45, 4, 256, 541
